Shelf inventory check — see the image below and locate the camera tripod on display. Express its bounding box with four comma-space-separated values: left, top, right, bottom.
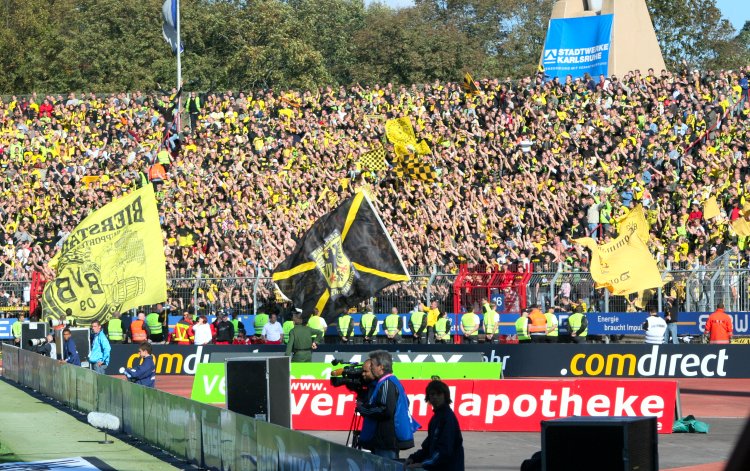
346, 410, 363, 449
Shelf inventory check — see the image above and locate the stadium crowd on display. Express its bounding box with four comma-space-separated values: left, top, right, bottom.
0, 66, 749, 300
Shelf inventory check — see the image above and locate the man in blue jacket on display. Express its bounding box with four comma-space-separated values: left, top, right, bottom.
60, 328, 81, 366
123, 342, 156, 388
89, 321, 111, 374
356, 350, 418, 460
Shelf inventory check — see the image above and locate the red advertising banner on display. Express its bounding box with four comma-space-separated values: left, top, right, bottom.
291, 379, 676, 434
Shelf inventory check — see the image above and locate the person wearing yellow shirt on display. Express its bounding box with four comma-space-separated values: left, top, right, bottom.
425, 300, 440, 344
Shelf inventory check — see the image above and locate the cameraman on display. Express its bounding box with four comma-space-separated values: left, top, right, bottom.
32, 334, 55, 357
356, 350, 417, 460
59, 328, 81, 366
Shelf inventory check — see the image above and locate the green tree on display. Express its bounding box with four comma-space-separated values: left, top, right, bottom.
647, 0, 736, 69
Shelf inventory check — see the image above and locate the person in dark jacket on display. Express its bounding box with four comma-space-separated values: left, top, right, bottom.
123, 342, 156, 388
60, 328, 81, 366
406, 379, 464, 470
356, 350, 417, 460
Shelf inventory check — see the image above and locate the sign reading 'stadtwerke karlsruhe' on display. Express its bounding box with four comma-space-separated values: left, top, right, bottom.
542, 14, 613, 80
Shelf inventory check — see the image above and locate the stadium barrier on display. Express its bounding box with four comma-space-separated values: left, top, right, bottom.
104, 343, 750, 378
0, 343, 403, 471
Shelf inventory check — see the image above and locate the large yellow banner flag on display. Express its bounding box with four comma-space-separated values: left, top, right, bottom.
43, 185, 167, 326
616, 204, 649, 243
574, 226, 663, 296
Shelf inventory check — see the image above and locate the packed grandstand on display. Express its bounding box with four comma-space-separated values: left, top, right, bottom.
1, 67, 749, 296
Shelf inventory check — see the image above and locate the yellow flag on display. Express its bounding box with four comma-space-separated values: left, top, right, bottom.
703, 196, 720, 220
385, 117, 417, 147
732, 218, 750, 237
574, 226, 663, 296
616, 204, 649, 243
42, 185, 167, 326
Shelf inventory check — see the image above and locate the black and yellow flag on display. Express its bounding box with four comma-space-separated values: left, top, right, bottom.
359, 145, 387, 171
394, 155, 437, 182
272, 191, 410, 322
461, 72, 480, 95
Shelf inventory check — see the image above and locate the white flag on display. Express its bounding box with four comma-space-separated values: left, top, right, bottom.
162, 0, 183, 54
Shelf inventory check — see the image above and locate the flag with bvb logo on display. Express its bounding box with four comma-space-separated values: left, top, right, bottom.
43, 185, 167, 326
272, 191, 410, 323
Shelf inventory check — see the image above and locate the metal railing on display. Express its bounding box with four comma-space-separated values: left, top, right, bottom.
2, 262, 750, 318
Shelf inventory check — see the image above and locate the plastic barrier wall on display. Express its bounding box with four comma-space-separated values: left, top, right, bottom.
0, 343, 403, 471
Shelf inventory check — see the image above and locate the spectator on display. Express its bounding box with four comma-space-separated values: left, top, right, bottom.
60, 327, 81, 366
193, 315, 213, 345
261, 313, 283, 344
406, 379, 464, 470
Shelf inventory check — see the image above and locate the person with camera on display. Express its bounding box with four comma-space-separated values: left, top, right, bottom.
30, 333, 55, 357
89, 320, 111, 374
356, 350, 417, 460
406, 379, 465, 470
121, 342, 156, 388
59, 328, 81, 366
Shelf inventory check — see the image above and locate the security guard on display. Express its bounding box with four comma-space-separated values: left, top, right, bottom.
230, 313, 245, 339
107, 312, 125, 344
253, 312, 269, 338
129, 312, 150, 343
409, 305, 427, 344
384, 307, 403, 344
460, 306, 480, 343
515, 310, 531, 344
337, 309, 355, 343
528, 305, 548, 343
11, 313, 26, 345
173, 311, 195, 345
307, 309, 327, 343
568, 307, 588, 344
146, 309, 164, 343
282, 315, 296, 344
544, 307, 559, 343
360, 307, 377, 343
482, 298, 498, 343
434, 311, 452, 344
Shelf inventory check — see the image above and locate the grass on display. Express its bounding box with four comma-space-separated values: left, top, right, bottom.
0, 441, 20, 463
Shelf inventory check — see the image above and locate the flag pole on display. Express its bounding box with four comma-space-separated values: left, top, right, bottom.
175, 0, 182, 129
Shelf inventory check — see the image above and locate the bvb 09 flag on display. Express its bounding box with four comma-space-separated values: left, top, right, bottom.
43, 186, 167, 326
273, 191, 410, 323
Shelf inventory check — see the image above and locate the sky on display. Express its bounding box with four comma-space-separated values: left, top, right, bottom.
366, 0, 748, 34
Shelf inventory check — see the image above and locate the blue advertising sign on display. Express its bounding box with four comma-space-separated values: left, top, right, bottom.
542, 14, 613, 80
0, 318, 16, 339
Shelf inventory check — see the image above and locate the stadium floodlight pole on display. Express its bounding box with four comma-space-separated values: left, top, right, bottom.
175, 0, 182, 129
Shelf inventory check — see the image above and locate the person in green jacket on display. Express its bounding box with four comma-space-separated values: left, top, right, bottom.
286, 313, 323, 362
282, 315, 296, 344
253, 312, 269, 339
515, 310, 531, 344
360, 307, 377, 344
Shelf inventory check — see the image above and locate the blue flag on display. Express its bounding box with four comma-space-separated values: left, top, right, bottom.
162, 0, 183, 54
541, 14, 613, 80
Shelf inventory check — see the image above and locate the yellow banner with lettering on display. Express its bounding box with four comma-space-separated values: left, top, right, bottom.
42, 185, 167, 326
615, 204, 649, 243
574, 226, 663, 296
